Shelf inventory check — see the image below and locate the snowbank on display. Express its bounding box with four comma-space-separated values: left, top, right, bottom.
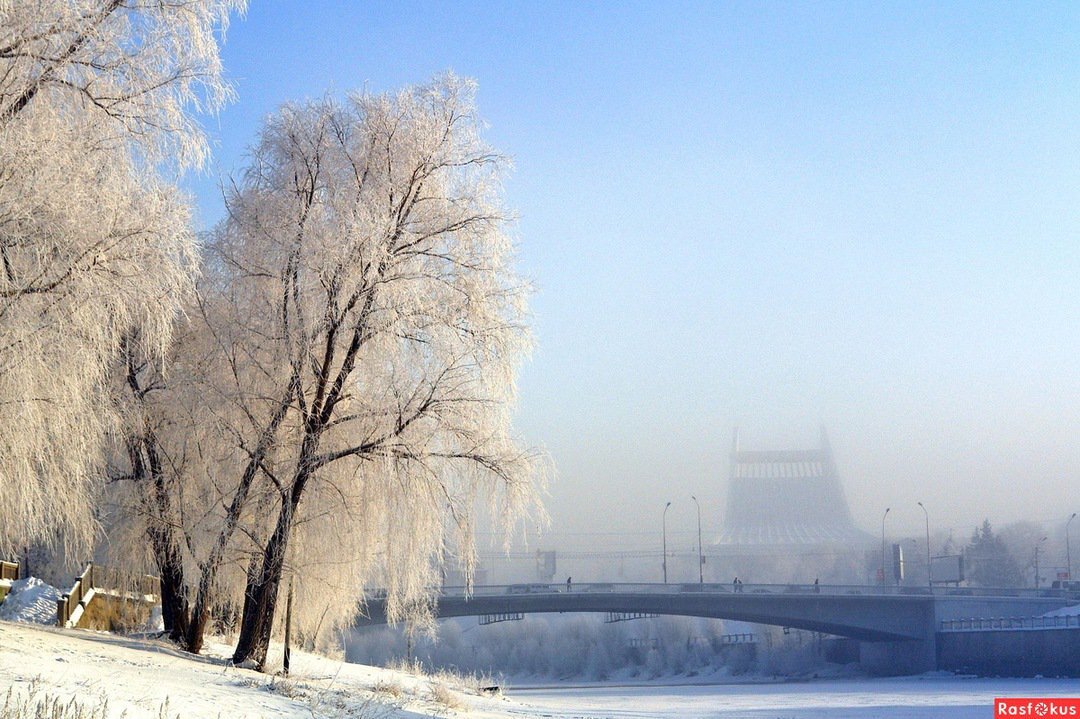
0, 576, 62, 624
142, 603, 165, 633
1042, 603, 1080, 617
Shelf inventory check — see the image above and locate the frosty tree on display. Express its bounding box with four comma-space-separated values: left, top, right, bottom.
1, 0, 243, 167
199, 75, 542, 668
0, 0, 243, 556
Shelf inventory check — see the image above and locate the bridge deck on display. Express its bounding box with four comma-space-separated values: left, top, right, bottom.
357, 583, 1079, 643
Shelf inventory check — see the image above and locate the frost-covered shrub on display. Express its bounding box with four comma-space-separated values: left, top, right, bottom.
345, 614, 773, 681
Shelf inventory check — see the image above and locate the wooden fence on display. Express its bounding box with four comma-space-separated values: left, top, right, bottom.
0, 560, 19, 581
57, 563, 160, 628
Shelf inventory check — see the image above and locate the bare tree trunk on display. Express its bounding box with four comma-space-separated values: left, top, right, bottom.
123, 344, 191, 642
132, 439, 190, 641
143, 433, 191, 642
128, 437, 189, 641
150, 529, 190, 639
232, 434, 320, 668
184, 515, 244, 653
231, 490, 298, 668
233, 392, 323, 667
184, 378, 299, 654
184, 568, 213, 652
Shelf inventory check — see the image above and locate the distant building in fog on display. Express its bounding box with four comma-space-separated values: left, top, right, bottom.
715, 427, 873, 553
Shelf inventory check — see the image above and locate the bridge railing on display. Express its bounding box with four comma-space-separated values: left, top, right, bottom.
57, 563, 161, 628
426, 582, 1080, 600
940, 614, 1080, 632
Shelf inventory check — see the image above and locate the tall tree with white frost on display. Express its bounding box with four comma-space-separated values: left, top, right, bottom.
0, 0, 243, 556
203, 75, 541, 668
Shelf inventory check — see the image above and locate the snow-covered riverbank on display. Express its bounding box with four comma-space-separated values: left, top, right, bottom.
5, 621, 1075, 719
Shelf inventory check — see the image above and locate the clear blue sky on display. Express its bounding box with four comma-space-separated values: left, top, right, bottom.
186, 1, 1080, 549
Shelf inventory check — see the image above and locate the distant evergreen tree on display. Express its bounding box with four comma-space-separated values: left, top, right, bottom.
942, 532, 956, 557
965, 519, 1024, 587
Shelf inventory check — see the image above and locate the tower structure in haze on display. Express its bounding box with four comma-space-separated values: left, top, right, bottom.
716, 427, 872, 552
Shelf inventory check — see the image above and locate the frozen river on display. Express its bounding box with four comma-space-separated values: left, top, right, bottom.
505, 677, 1080, 718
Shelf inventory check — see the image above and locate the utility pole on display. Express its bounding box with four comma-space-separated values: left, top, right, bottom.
1067, 513, 1077, 582
881, 507, 890, 587
283, 576, 294, 676
918, 502, 931, 587
1034, 536, 1047, 589
691, 495, 703, 584
662, 501, 671, 584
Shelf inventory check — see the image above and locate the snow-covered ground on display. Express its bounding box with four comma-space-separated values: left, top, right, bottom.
3, 620, 1080, 718
0, 575, 507, 719
0, 620, 521, 718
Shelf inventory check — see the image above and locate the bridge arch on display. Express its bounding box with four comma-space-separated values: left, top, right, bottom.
357, 583, 936, 642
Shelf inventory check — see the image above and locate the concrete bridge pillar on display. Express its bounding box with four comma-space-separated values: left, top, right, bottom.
858, 637, 936, 676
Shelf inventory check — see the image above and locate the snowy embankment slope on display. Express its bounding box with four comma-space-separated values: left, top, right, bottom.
0, 621, 524, 719
1043, 602, 1080, 617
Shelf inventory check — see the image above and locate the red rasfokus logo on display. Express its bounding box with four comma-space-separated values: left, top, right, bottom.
996, 698, 1080, 717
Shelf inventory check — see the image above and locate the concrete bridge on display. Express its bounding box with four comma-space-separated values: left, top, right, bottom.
357, 582, 1078, 675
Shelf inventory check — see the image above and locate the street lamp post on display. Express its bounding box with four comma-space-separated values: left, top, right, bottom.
662, 501, 671, 584
691, 495, 703, 584
1034, 536, 1047, 589
1067, 513, 1077, 582
918, 502, 931, 587
881, 507, 891, 587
